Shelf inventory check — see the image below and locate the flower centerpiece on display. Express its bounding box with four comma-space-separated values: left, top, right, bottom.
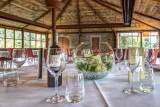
74, 42, 115, 79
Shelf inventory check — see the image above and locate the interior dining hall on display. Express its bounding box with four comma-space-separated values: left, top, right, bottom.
0, 0, 160, 107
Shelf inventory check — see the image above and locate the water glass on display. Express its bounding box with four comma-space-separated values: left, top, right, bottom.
140, 67, 155, 93
3, 68, 18, 87
66, 72, 85, 103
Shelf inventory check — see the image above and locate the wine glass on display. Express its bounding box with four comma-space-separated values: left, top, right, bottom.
123, 48, 140, 94
145, 49, 155, 69
46, 48, 66, 103
12, 49, 26, 84
115, 48, 123, 70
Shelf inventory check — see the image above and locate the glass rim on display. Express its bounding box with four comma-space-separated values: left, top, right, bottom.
66, 71, 83, 76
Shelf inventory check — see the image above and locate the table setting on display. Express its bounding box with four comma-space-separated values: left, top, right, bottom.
0, 43, 160, 107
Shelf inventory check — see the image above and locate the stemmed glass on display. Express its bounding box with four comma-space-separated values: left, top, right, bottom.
115, 48, 123, 70
123, 48, 140, 94
46, 48, 66, 103
145, 49, 155, 69
12, 49, 26, 84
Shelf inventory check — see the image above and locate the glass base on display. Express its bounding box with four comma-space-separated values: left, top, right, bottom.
17, 80, 26, 84
46, 95, 65, 103
123, 88, 139, 94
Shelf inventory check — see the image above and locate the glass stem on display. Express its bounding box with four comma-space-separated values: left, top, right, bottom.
131, 71, 133, 91
118, 59, 120, 69
18, 68, 21, 81
54, 75, 59, 98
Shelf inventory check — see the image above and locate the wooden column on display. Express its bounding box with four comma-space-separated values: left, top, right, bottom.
22, 29, 24, 48
38, 48, 43, 79
140, 32, 142, 48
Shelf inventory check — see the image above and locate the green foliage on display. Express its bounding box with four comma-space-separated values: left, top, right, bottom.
76, 61, 113, 72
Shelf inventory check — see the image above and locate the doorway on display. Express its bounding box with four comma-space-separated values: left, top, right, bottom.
92, 37, 100, 50
58, 37, 70, 55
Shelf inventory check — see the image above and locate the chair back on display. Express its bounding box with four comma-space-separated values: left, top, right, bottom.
7, 48, 13, 58
148, 49, 159, 64
114, 49, 127, 60
66, 48, 73, 56
44, 49, 48, 64
26, 48, 33, 57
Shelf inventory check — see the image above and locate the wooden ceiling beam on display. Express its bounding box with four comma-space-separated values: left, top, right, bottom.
56, 0, 72, 21
59, 31, 114, 34
0, 0, 14, 10
0, 23, 47, 33
99, 0, 160, 23
23, 9, 52, 29
56, 23, 128, 29
92, 0, 160, 30
82, 0, 107, 24
0, 11, 50, 29
153, 0, 160, 2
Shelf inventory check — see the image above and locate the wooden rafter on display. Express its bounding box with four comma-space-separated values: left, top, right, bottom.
153, 0, 160, 2
23, 9, 52, 29
99, 0, 160, 23
0, 11, 50, 29
56, 23, 128, 29
82, 0, 107, 24
77, 0, 81, 43
56, 0, 72, 21
0, 0, 14, 10
92, 0, 160, 30
59, 31, 114, 34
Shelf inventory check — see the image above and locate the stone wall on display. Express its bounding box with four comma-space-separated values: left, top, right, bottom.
48, 33, 116, 49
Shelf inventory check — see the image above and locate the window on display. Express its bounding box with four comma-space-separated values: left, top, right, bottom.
0, 27, 46, 48
0, 28, 5, 48
142, 32, 159, 49
24, 32, 30, 48
117, 33, 141, 48
31, 33, 36, 48
36, 34, 41, 48
6, 29, 14, 48
15, 30, 22, 48
42, 34, 46, 48
117, 32, 159, 49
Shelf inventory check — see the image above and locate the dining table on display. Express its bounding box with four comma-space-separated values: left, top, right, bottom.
0, 63, 160, 107
0, 51, 10, 58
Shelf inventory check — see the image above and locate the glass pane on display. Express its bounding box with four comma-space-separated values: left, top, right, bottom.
42, 34, 46, 41
24, 32, 30, 40
15, 30, 22, 39
142, 37, 151, 49
15, 40, 22, 48
42, 42, 45, 48
24, 40, 30, 48
31, 33, 35, 40
120, 36, 132, 48
0, 38, 4, 48
36, 41, 41, 48
31, 41, 36, 48
6, 39, 13, 48
6, 29, 14, 38
36, 34, 41, 41
151, 36, 158, 49
0, 28, 5, 38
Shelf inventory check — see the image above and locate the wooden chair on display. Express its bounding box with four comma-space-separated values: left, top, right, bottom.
26, 48, 38, 63
0, 48, 13, 67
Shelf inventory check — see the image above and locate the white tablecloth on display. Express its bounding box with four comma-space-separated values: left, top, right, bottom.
0, 51, 10, 58
0, 64, 160, 107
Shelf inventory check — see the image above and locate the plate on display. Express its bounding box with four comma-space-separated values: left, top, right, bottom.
152, 64, 160, 71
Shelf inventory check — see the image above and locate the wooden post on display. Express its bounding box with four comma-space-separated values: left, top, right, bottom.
22, 29, 24, 48
38, 48, 43, 79
140, 32, 142, 48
